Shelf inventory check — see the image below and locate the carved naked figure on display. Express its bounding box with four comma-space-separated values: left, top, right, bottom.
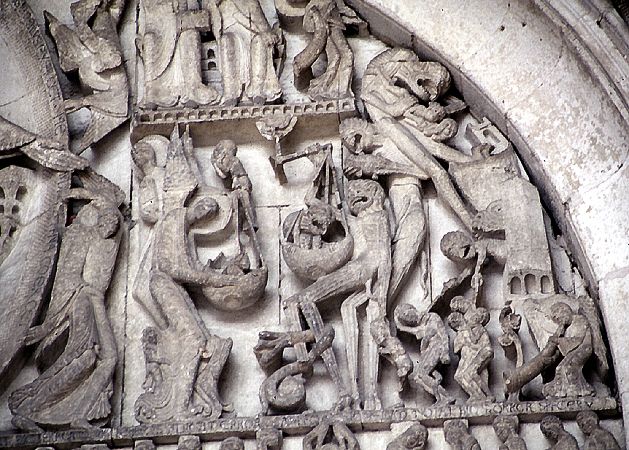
303, 421, 360, 450
443, 420, 480, 450
283, 179, 392, 410
139, 0, 219, 108
213, 0, 283, 106
9, 179, 124, 431
493, 415, 527, 450
448, 297, 494, 402
576, 410, 621, 450
0, 116, 88, 171
370, 317, 412, 396
45, 0, 129, 152
361, 48, 475, 231
340, 117, 428, 303
504, 301, 595, 399
294, 0, 357, 100
540, 415, 578, 450
133, 130, 235, 423
387, 423, 428, 450
394, 303, 453, 405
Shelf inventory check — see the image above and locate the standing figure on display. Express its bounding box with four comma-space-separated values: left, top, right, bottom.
133, 130, 234, 423
294, 0, 359, 100
539, 415, 578, 450
493, 415, 527, 450
211, 139, 257, 230
9, 184, 123, 431
45, 0, 129, 152
139, 0, 219, 108
443, 420, 480, 450
213, 0, 283, 105
576, 410, 621, 450
448, 297, 494, 402
394, 303, 454, 406
283, 179, 393, 410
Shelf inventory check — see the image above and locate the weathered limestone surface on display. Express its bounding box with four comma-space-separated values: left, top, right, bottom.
0, 0, 627, 449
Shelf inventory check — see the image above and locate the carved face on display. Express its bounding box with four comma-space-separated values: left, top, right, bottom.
440, 231, 476, 263
385, 49, 450, 102
339, 119, 378, 154
540, 416, 563, 440
549, 302, 574, 328
576, 411, 598, 434
347, 179, 384, 215
186, 196, 219, 224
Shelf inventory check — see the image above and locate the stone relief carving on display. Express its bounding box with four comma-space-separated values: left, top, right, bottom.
45, 0, 129, 152
293, 0, 361, 101
492, 415, 527, 450
576, 410, 621, 450
9, 173, 125, 431
443, 420, 479, 450
132, 129, 244, 423
387, 423, 428, 450
0, 0, 623, 447
539, 415, 578, 450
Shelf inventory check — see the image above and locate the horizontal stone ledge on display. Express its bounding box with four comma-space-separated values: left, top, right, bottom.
0, 397, 618, 449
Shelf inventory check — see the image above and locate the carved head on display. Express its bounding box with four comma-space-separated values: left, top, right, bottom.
347, 179, 385, 215
443, 419, 469, 444
549, 302, 574, 328
212, 140, 238, 173
395, 303, 422, 328
440, 231, 476, 263
493, 415, 518, 442
186, 196, 219, 224
576, 410, 599, 435
397, 423, 428, 449
540, 415, 564, 441
467, 307, 490, 327
339, 118, 379, 154
132, 139, 158, 178
219, 437, 244, 450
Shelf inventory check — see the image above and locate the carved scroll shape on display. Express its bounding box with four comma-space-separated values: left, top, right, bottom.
387, 423, 428, 450
255, 326, 334, 414
303, 420, 360, 450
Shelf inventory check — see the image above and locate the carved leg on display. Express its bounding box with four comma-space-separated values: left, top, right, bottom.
329, 28, 353, 98
177, 30, 219, 107
219, 34, 244, 106
364, 300, 384, 410
340, 291, 369, 406
246, 32, 281, 104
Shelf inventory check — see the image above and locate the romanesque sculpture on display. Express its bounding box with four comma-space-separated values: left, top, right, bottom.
133, 130, 235, 422
138, 0, 219, 108
493, 415, 527, 450
386, 423, 428, 450
281, 146, 353, 281
0, 116, 88, 171
9, 175, 124, 431
539, 415, 578, 450
294, 0, 361, 100
213, 0, 284, 106
498, 306, 524, 401
256, 428, 283, 450
447, 296, 494, 402
576, 410, 621, 450
360, 48, 474, 232
394, 303, 453, 405
443, 420, 480, 450
283, 178, 393, 410
178, 435, 201, 450
371, 317, 412, 397
45, 0, 129, 152
504, 301, 595, 399
220, 437, 244, 450
303, 421, 360, 450
254, 326, 334, 414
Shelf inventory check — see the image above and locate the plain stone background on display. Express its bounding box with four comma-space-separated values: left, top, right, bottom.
0, 0, 627, 448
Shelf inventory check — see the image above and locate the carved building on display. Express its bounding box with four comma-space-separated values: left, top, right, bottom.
0, 0, 627, 449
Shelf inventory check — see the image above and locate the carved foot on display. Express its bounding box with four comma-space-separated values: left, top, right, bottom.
332, 393, 354, 412
363, 395, 382, 411
11, 415, 43, 433
70, 418, 100, 431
